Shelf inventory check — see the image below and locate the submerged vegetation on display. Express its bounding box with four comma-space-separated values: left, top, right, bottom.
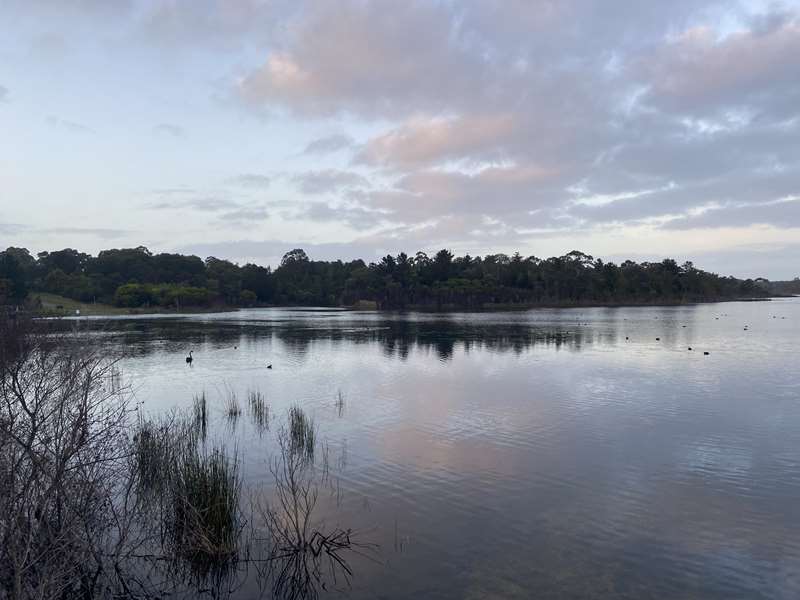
0, 314, 367, 599
0, 244, 775, 311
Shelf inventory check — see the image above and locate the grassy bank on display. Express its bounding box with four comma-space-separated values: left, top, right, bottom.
33, 293, 132, 316
31, 293, 236, 317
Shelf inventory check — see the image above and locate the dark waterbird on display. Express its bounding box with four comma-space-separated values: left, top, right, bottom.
186, 351, 193, 365
704, 351, 710, 355
266, 364, 272, 369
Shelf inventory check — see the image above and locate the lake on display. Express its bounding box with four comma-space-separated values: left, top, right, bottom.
72, 298, 800, 599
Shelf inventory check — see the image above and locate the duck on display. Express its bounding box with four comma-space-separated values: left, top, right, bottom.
266, 364, 273, 369
186, 351, 193, 365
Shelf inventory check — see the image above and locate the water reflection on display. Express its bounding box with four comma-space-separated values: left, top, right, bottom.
50, 300, 800, 598
62, 316, 621, 362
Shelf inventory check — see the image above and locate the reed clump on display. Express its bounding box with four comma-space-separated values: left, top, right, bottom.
289, 404, 316, 460
248, 389, 268, 431
169, 445, 242, 572
193, 391, 208, 439
133, 411, 243, 577
133, 414, 175, 494
223, 389, 242, 419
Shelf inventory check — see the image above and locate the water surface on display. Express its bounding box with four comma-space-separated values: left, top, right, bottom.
76, 299, 800, 599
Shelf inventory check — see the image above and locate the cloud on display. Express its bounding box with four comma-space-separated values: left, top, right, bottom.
291, 169, 369, 195
0, 85, 7, 102
238, 1, 494, 118
46, 115, 93, 134
0, 223, 27, 234
294, 202, 388, 229
227, 174, 271, 188
357, 114, 517, 169
154, 123, 185, 138
302, 133, 354, 155
146, 196, 239, 212
364, 163, 562, 223
218, 206, 270, 223
6, 0, 800, 278
42, 226, 131, 238
0, 223, 130, 239
638, 16, 800, 117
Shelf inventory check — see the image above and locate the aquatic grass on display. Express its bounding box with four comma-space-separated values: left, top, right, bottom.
248, 389, 269, 432
133, 414, 175, 494
335, 390, 345, 417
193, 391, 208, 440
168, 445, 242, 576
289, 404, 316, 461
223, 389, 242, 419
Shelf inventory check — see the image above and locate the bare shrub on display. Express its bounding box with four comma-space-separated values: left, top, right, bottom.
0, 316, 137, 598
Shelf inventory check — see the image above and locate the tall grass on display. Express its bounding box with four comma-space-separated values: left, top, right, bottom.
223, 389, 241, 419
289, 404, 316, 461
248, 389, 269, 432
169, 445, 242, 573
193, 391, 208, 440
133, 414, 174, 494
133, 410, 242, 579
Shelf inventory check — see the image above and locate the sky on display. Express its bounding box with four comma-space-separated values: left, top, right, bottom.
1, 0, 799, 279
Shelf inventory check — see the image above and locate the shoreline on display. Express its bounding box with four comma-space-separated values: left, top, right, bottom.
27, 295, 795, 320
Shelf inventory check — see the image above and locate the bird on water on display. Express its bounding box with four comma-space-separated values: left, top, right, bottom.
186, 351, 193, 365
267, 364, 272, 369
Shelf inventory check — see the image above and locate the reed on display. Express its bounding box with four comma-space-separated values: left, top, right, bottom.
193, 391, 208, 440
133, 414, 174, 494
288, 404, 316, 461
169, 446, 241, 562
223, 389, 241, 419
248, 389, 268, 431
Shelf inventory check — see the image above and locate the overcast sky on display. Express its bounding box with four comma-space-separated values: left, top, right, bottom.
1, 0, 799, 278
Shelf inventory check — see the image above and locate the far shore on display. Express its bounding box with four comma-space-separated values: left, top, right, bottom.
27, 293, 795, 320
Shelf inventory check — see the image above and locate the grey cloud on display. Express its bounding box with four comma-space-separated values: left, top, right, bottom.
218, 206, 270, 223
146, 196, 239, 212
0, 223, 130, 239
239, 1, 498, 118
154, 123, 185, 138
637, 14, 800, 118
0, 223, 27, 234
227, 174, 271, 188
302, 133, 354, 155
295, 202, 388, 229
292, 170, 369, 195
232, 0, 800, 245
663, 197, 800, 230
46, 115, 93, 134
150, 187, 196, 196
42, 227, 131, 238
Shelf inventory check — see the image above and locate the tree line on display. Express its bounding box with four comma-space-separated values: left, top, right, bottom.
0, 245, 774, 310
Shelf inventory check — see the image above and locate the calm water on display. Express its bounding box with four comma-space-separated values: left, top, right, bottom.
74, 299, 800, 599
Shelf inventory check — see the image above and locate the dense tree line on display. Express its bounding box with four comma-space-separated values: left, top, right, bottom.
0, 245, 773, 310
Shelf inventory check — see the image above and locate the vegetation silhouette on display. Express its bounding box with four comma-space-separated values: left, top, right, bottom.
0, 245, 777, 311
